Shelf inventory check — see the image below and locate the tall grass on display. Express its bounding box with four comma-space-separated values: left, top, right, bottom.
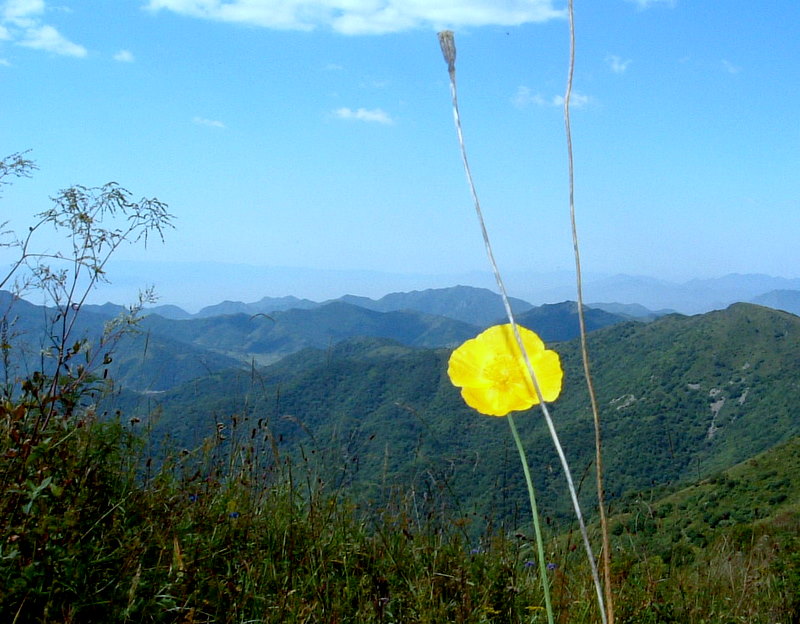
0, 403, 585, 623
3, 394, 799, 622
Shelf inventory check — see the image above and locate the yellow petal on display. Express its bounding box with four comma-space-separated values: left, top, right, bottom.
529, 349, 564, 403
461, 383, 535, 417
447, 336, 494, 388
447, 323, 563, 416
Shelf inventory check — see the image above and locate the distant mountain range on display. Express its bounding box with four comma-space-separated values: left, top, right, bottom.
130, 273, 800, 320
5, 280, 800, 530
750, 289, 800, 316
1, 286, 629, 391
5, 280, 800, 396
553, 273, 800, 314
111, 301, 800, 528
143, 286, 535, 325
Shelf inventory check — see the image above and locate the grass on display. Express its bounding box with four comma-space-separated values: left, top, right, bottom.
0, 400, 572, 623
3, 392, 800, 623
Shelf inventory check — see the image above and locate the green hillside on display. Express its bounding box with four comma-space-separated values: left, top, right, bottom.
109, 330, 243, 392
514, 300, 626, 342
339, 285, 535, 326
565, 302, 800, 492
7, 292, 800, 622
611, 433, 800, 557
121, 302, 800, 531
138, 301, 479, 365
598, 434, 800, 622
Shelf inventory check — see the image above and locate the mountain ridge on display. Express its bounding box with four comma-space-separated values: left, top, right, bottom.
119, 302, 800, 527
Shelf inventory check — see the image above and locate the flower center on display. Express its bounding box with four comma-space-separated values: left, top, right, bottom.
485, 354, 526, 392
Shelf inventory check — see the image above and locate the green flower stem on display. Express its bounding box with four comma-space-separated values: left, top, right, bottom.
507, 413, 554, 624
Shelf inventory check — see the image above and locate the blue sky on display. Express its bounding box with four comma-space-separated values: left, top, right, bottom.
1, 0, 799, 308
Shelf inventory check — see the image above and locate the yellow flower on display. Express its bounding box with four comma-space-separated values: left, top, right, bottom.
447, 324, 563, 416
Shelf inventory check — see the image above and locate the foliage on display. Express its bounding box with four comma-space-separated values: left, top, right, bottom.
114, 302, 800, 533
5, 342, 800, 623
0, 398, 581, 623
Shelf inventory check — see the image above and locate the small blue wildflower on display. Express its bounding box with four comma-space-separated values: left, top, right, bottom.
524, 560, 536, 568
546, 562, 557, 571
228, 511, 240, 519
470, 548, 481, 555
188, 494, 198, 503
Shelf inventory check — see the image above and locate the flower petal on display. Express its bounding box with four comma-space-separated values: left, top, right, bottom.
447, 336, 494, 388
461, 383, 535, 416
529, 349, 563, 403
447, 323, 563, 416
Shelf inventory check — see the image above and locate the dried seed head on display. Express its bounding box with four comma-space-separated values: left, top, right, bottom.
437, 30, 456, 75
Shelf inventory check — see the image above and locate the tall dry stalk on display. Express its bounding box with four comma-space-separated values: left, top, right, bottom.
563, 2, 614, 622
437, 30, 607, 624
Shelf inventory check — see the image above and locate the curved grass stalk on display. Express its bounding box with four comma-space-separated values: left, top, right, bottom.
563, 2, 614, 622
437, 30, 607, 624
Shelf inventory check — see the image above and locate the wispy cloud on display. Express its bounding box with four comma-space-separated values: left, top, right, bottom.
625, 0, 676, 8
2, 0, 87, 57
193, 116, 226, 129
512, 86, 546, 107
114, 49, 135, 63
334, 107, 393, 124
606, 54, 632, 74
552, 93, 590, 108
19, 24, 86, 56
146, 0, 565, 34
3, 0, 45, 26
513, 86, 590, 109
721, 59, 741, 74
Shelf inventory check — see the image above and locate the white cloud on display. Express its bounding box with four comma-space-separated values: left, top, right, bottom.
114, 49, 135, 62
513, 86, 590, 109
334, 107, 393, 124
606, 54, 631, 74
19, 24, 86, 56
0, 58, 10, 66
193, 116, 226, 128
1, 0, 87, 57
145, 0, 565, 34
3, 0, 45, 26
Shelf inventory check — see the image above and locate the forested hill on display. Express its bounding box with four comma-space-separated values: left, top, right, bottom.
116, 302, 800, 528
337, 285, 535, 326
1, 289, 629, 390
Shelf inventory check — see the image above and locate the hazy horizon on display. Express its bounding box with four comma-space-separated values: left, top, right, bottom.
38, 259, 800, 315
3, 1, 798, 315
